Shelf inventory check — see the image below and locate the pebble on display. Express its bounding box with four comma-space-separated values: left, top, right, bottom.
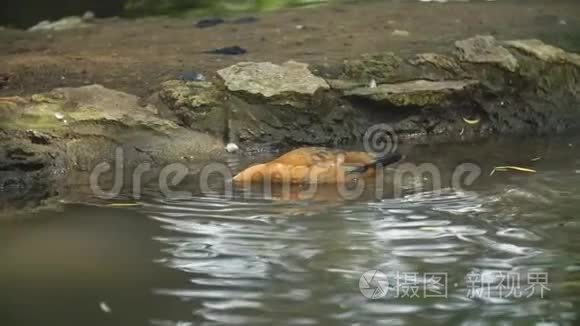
391, 29, 410, 37
226, 143, 240, 153
28, 12, 94, 32
196, 17, 258, 28
205, 46, 247, 55
54, 112, 65, 120
180, 71, 205, 82
196, 18, 225, 28
82, 11, 95, 21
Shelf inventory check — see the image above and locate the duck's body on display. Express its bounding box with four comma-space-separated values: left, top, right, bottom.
233, 147, 402, 184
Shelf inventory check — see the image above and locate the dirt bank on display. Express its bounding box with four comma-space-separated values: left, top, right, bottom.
1, 0, 580, 212
1, 0, 580, 97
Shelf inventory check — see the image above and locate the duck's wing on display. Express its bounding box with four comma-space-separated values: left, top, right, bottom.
272, 148, 379, 176
234, 148, 397, 184
342, 151, 377, 165
272, 147, 344, 167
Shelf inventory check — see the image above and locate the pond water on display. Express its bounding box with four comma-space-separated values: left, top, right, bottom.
1, 135, 580, 325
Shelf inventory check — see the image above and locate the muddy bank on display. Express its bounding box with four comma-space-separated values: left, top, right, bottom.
1, 0, 580, 98
152, 35, 580, 149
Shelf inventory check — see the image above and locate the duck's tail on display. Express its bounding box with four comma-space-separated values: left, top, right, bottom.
346, 152, 403, 174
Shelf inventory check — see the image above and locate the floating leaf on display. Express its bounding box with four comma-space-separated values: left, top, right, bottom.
107, 203, 141, 207
491, 166, 537, 175
99, 301, 112, 314
462, 117, 481, 125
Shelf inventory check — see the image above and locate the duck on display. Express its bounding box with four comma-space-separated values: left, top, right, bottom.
233, 147, 402, 184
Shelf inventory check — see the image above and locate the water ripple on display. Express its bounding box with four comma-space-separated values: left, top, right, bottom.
128, 147, 580, 325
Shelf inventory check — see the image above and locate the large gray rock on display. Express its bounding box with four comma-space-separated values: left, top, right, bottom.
157, 80, 228, 136
409, 53, 465, 77
504, 39, 580, 67
157, 77, 363, 151
217, 61, 329, 106
455, 35, 519, 72
28, 12, 94, 32
0, 85, 225, 210
0, 85, 224, 165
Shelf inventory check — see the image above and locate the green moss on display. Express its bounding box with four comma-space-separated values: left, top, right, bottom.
159, 80, 223, 108
387, 91, 449, 107
0, 103, 65, 131
343, 52, 404, 82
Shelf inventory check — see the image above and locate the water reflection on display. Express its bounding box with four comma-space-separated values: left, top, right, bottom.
143, 157, 580, 325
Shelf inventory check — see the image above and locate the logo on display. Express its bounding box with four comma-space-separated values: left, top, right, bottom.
359, 270, 389, 299
363, 123, 398, 156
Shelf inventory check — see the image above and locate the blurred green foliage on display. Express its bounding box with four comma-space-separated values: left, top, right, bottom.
124, 0, 330, 17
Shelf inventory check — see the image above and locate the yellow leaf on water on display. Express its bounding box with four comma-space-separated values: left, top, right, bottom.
107, 203, 141, 207
462, 117, 481, 125
493, 166, 537, 173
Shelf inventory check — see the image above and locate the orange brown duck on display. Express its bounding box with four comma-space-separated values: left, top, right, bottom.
233, 147, 402, 184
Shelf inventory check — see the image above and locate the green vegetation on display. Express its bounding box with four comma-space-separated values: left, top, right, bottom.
124, 0, 331, 17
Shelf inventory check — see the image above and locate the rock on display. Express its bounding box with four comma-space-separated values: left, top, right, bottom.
159, 80, 222, 109
0, 134, 64, 210
454, 35, 519, 72
205, 46, 247, 55
224, 96, 363, 151
158, 80, 227, 136
503, 39, 580, 67
180, 71, 206, 82
391, 29, 410, 37
345, 79, 478, 107
0, 84, 225, 166
28, 13, 93, 32
342, 52, 406, 82
410, 53, 463, 74
225, 143, 239, 153
0, 73, 10, 90
0, 84, 226, 210
195, 18, 225, 28
82, 11, 96, 21
157, 77, 358, 150
325, 79, 365, 91
217, 61, 329, 103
